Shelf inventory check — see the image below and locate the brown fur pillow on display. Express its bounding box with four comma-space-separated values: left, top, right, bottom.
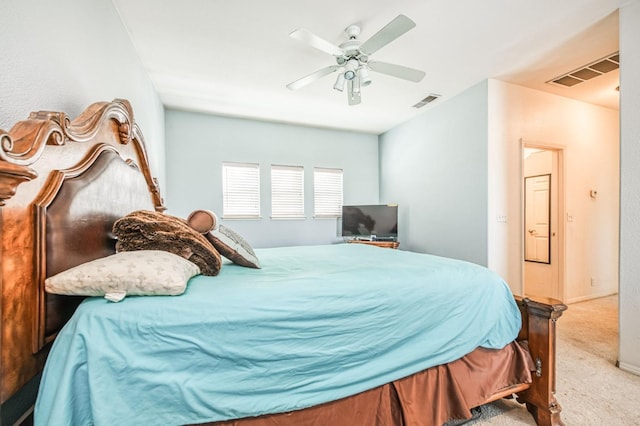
113, 210, 222, 276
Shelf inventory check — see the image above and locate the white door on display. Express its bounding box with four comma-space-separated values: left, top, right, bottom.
525, 174, 550, 263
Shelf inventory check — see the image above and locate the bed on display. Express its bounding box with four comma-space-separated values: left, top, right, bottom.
0, 99, 567, 425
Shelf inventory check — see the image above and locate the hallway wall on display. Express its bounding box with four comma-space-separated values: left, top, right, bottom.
487, 79, 619, 301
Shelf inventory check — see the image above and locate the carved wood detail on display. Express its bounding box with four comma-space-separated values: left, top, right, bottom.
0, 99, 164, 210
0, 120, 65, 166
0, 160, 37, 206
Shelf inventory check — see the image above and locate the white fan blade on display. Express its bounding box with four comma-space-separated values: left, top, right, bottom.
347, 80, 361, 105
286, 65, 339, 90
359, 15, 416, 55
290, 28, 344, 56
368, 61, 425, 82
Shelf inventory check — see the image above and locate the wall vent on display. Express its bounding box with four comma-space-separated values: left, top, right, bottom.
547, 52, 619, 88
413, 94, 441, 108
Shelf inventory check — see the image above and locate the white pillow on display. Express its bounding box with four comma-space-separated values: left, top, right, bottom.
45, 250, 201, 302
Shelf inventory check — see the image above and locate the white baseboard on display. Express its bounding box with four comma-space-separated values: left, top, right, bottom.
618, 361, 640, 377
566, 291, 618, 304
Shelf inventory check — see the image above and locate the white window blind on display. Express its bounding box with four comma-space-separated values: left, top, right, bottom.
271, 165, 305, 218
314, 167, 343, 218
222, 162, 260, 219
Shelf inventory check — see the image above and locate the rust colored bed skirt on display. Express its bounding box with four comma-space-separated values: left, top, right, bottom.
196, 341, 534, 426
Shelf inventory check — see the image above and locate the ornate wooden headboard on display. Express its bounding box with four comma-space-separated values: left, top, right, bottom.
0, 99, 165, 405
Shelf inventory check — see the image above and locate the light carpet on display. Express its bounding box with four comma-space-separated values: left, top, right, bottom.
463, 295, 640, 425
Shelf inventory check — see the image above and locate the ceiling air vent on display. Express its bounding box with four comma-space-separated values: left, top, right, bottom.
548, 52, 619, 88
413, 94, 440, 108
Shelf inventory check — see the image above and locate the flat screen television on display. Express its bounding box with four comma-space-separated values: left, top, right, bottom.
341, 204, 398, 240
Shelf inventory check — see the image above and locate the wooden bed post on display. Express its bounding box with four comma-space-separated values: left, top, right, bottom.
1, 143, 40, 408
515, 296, 567, 426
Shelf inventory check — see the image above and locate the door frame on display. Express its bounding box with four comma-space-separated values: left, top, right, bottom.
520, 139, 566, 302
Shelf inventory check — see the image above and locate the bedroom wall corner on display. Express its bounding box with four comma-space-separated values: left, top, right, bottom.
618, 0, 640, 377
379, 81, 489, 266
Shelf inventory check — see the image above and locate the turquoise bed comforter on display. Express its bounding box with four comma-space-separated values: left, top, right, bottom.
35, 244, 521, 425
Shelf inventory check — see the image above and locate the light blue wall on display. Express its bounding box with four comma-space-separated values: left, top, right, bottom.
379, 81, 489, 265
165, 109, 379, 248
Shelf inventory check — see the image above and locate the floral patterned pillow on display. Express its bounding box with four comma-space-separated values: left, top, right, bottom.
45, 250, 201, 302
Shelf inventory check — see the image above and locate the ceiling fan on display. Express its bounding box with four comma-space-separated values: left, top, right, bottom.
286, 14, 425, 105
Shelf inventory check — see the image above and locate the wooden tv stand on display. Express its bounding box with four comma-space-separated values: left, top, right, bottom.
347, 240, 400, 249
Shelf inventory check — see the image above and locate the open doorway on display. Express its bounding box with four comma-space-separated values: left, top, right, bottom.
522, 141, 565, 302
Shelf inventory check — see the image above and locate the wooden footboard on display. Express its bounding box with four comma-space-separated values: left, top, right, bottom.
514, 296, 567, 426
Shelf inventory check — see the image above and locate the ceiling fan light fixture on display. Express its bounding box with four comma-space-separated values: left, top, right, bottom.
357, 67, 371, 87
333, 73, 346, 92
344, 59, 358, 80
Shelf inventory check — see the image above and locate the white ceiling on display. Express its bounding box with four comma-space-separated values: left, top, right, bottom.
112, 0, 622, 134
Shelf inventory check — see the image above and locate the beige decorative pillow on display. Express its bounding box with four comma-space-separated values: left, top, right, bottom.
187, 209, 261, 269
45, 250, 201, 302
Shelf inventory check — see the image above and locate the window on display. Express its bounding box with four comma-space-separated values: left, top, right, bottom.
222, 162, 260, 219
314, 167, 343, 218
271, 165, 304, 219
